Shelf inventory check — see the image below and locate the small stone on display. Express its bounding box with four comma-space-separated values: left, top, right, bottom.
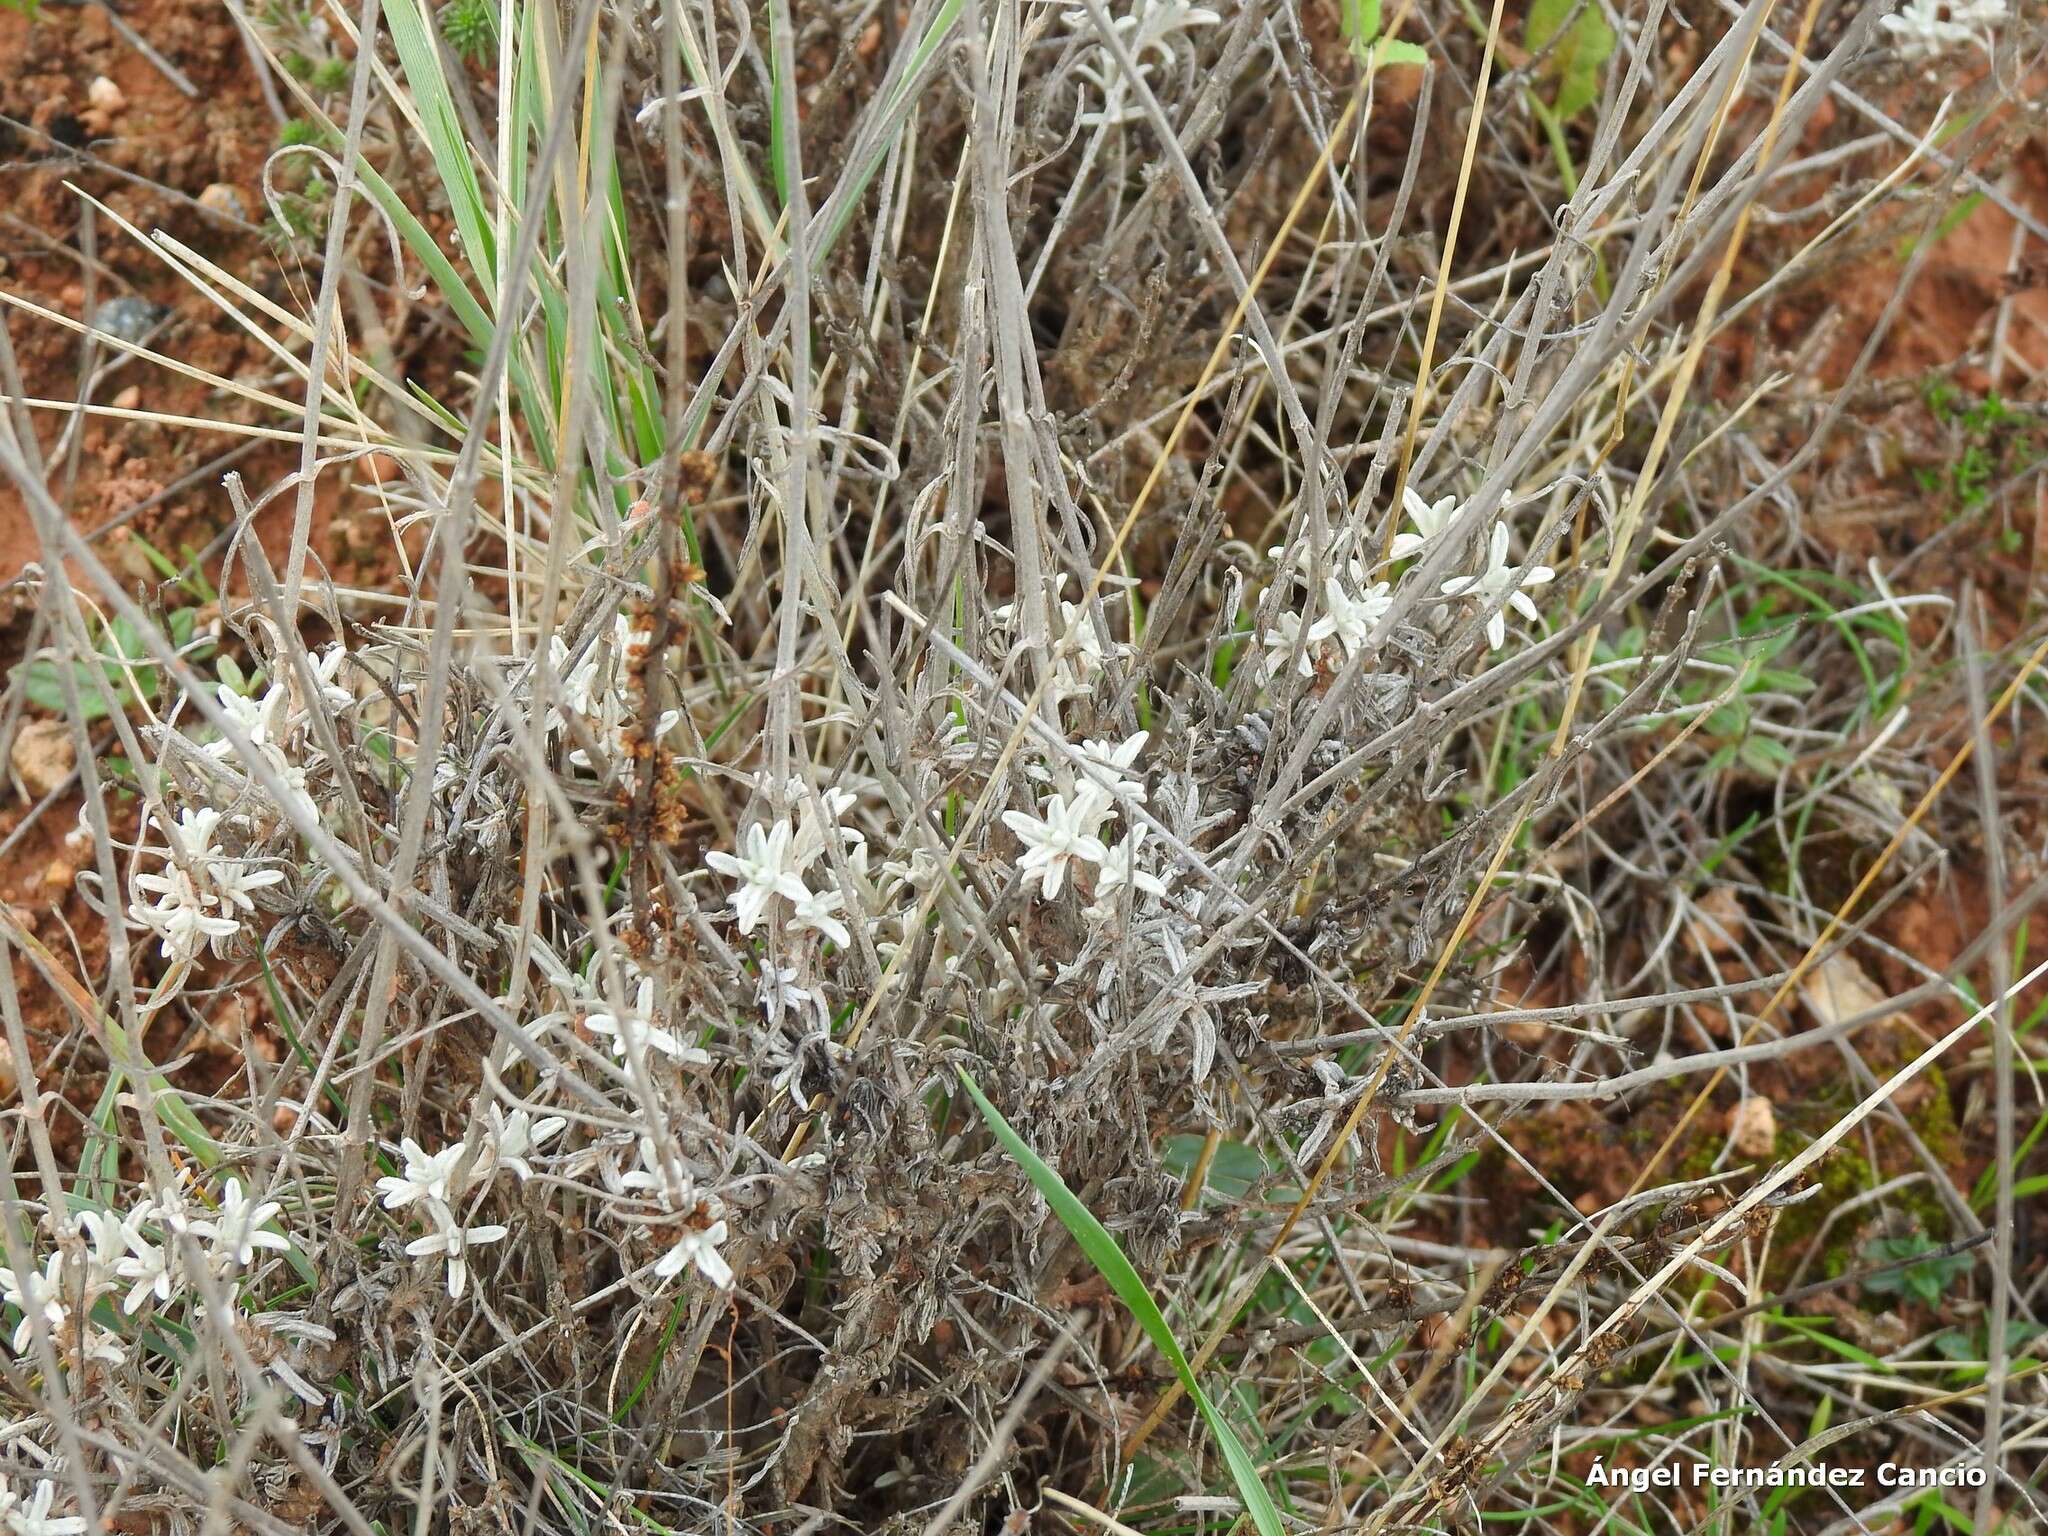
87, 76, 125, 114
10, 719, 76, 799
91, 295, 168, 346
1801, 953, 1893, 1032
41, 859, 73, 893
111, 384, 141, 411
1728, 1095, 1777, 1159
197, 182, 246, 220
1688, 885, 1744, 957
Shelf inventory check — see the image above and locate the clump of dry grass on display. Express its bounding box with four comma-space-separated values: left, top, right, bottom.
1, 0, 2046, 1530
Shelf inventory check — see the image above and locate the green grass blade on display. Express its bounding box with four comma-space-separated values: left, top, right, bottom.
957, 1069, 1285, 1536
815, 0, 961, 260
381, 0, 500, 291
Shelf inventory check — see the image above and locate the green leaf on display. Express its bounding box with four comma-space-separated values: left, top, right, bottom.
381, 0, 498, 288
1932, 1328, 1977, 1363
815, 0, 961, 260
1374, 36, 1428, 68
1161, 1134, 1266, 1201
1341, 0, 1382, 60
1525, 0, 1614, 120
957, 1070, 1285, 1536
20, 661, 111, 719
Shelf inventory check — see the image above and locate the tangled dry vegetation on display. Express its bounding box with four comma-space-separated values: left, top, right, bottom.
1, 0, 2047, 1529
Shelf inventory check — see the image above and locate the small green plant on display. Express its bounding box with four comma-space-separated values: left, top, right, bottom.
1596, 613, 1815, 777
1860, 1233, 1974, 1307
439, 0, 497, 65
1914, 380, 2039, 518
1339, 0, 1427, 69
1526, 0, 1615, 119
277, 117, 332, 149
17, 607, 212, 721
1524, 0, 1617, 194
1931, 1317, 2046, 1380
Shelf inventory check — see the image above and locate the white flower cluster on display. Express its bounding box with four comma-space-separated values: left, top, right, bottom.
375, 1099, 564, 1298
206, 644, 349, 818
0, 1175, 290, 1370
1880, 0, 2005, 59
1070, 0, 1223, 127
586, 973, 712, 1066
545, 614, 682, 769
128, 806, 282, 969
1002, 730, 1168, 914
1263, 486, 1554, 675
358, 989, 734, 1295
1263, 558, 1392, 679
991, 575, 1134, 706
124, 643, 353, 992
706, 781, 868, 948
612, 1137, 734, 1287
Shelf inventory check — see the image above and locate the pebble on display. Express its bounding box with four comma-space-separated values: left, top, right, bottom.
9, 719, 76, 799
91, 295, 168, 346
1687, 884, 1744, 957
1503, 1018, 1548, 1048
1728, 1095, 1777, 1159
197, 182, 246, 221
111, 384, 141, 411
87, 76, 125, 114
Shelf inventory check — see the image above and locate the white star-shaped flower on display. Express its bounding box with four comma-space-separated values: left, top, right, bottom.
585, 976, 711, 1065
197, 1178, 291, 1270
1262, 607, 1326, 680
1074, 731, 1149, 806
0, 1253, 67, 1355
74, 1208, 132, 1300
129, 863, 244, 963
1440, 523, 1555, 651
756, 963, 823, 1030
654, 1217, 734, 1289
112, 1223, 174, 1315
376, 1139, 469, 1213
1320, 576, 1393, 659
706, 820, 814, 933
480, 1105, 566, 1183
1002, 786, 1115, 899
1390, 486, 1460, 560
406, 1218, 509, 1299
788, 889, 852, 948
1094, 824, 1168, 904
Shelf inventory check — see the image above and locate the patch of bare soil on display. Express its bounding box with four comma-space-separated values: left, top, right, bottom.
0, 0, 418, 611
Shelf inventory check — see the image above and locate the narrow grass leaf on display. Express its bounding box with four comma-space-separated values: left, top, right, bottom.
957, 1069, 1285, 1536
